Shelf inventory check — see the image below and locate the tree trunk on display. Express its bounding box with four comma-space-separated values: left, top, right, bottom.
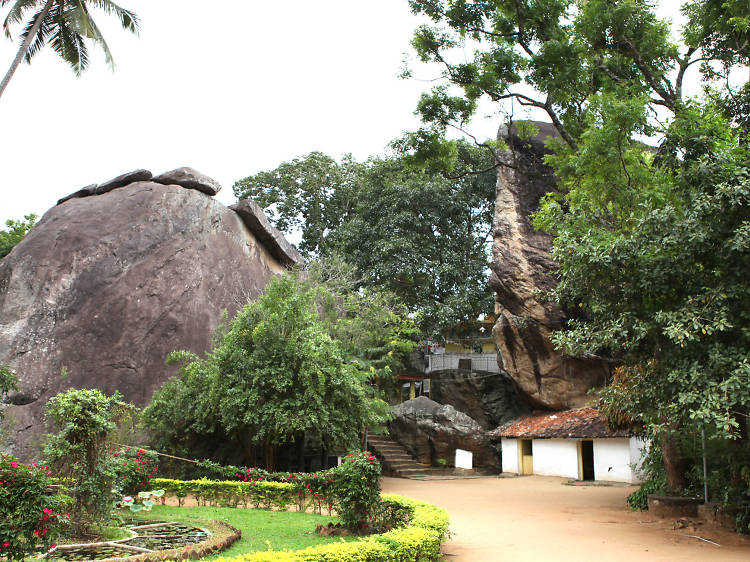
662, 434, 688, 492
264, 441, 275, 472
296, 434, 305, 472
0, 0, 55, 100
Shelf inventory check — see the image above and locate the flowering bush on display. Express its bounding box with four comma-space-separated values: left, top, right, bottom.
0, 455, 70, 561
331, 451, 382, 531
113, 447, 159, 496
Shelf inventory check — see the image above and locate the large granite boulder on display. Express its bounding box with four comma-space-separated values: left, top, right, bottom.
490, 122, 609, 409
428, 370, 530, 429
389, 396, 498, 469
0, 171, 300, 459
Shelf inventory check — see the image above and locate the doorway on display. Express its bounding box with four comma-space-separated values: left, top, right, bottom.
581, 440, 595, 481
520, 439, 533, 475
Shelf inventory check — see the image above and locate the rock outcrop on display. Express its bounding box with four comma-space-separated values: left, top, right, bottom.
490, 122, 609, 410
0, 169, 301, 459
389, 396, 498, 469
428, 370, 530, 429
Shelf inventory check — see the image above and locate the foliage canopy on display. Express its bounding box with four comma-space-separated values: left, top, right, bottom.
233, 147, 496, 336
405, 0, 750, 504
144, 269, 416, 470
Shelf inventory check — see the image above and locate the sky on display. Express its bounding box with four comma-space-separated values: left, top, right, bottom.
0, 0, 504, 224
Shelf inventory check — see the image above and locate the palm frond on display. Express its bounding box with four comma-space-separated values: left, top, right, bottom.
50, 18, 88, 75
21, 3, 57, 61
86, 0, 138, 34
3, 0, 41, 39
65, 1, 112, 68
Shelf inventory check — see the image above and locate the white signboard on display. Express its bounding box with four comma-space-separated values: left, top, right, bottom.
455, 448, 473, 470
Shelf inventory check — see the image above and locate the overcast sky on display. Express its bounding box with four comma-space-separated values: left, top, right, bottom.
0, 0, 505, 224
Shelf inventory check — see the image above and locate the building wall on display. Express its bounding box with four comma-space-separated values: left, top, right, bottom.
533, 439, 580, 479
501, 438, 519, 474
501, 436, 647, 483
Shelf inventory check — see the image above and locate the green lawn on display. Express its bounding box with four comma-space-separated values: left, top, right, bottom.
133, 505, 355, 559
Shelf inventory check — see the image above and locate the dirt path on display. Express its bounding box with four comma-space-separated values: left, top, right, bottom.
381, 475, 750, 561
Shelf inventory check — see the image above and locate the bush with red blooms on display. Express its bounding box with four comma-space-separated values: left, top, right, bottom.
0, 455, 70, 561
113, 447, 158, 496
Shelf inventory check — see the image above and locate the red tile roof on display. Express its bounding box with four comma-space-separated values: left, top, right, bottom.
490, 407, 630, 439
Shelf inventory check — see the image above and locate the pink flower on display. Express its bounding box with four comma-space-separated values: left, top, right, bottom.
10, 461, 18, 468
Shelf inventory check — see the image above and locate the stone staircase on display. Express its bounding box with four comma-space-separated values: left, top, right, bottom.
366, 434, 430, 479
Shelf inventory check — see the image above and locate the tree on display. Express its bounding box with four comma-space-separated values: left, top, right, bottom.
233, 145, 496, 336
44, 388, 131, 535
0, 0, 139, 99
405, 0, 750, 496
0, 213, 35, 258
143, 268, 415, 470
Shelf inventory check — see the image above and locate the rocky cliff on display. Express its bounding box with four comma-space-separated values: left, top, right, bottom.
490, 122, 609, 410
0, 168, 301, 459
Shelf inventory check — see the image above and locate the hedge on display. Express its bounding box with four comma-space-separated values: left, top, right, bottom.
212, 493, 450, 562
151, 478, 295, 510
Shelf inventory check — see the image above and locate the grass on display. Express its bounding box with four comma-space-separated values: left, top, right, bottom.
132, 505, 356, 559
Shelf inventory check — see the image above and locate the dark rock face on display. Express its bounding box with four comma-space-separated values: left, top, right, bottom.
152, 167, 222, 196
389, 396, 498, 469
490, 121, 609, 409
0, 178, 298, 459
428, 371, 530, 429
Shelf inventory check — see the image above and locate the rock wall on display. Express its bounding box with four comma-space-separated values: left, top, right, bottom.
490, 123, 609, 410
389, 397, 498, 469
0, 168, 301, 459
428, 370, 529, 429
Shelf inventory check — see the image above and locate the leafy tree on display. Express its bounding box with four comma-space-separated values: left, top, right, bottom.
234, 145, 496, 336
0, 0, 139, 99
143, 269, 415, 471
44, 388, 132, 535
0, 213, 35, 258
405, 0, 750, 497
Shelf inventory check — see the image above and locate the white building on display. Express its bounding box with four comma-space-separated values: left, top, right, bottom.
493, 408, 646, 484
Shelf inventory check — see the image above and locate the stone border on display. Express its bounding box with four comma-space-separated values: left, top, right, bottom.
42, 519, 241, 562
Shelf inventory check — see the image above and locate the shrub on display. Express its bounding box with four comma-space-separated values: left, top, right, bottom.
44, 389, 132, 534
332, 451, 382, 531
0, 455, 70, 561
212, 493, 449, 562
114, 447, 159, 496
151, 478, 295, 510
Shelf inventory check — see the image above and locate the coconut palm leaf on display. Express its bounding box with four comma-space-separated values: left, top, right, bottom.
2, 0, 40, 38
1, 0, 138, 97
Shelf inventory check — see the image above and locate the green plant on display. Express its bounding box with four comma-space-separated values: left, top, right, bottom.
332, 451, 382, 532
0, 455, 70, 561
114, 446, 159, 496
121, 489, 165, 513
0, 214, 35, 259
211, 493, 449, 562
144, 272, 394, 471
44, 388, 133, 535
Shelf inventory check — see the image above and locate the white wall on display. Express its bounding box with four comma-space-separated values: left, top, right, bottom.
593, 438, 640, 483
502, 436, 648, 482
533, 439, 580, 479
501, 438, 519, 474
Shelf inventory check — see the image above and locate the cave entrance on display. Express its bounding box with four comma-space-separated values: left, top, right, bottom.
580, 440, 595, 481
520, 439, 533, 475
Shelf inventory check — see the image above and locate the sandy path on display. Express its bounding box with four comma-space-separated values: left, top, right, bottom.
381, 475, 750, 562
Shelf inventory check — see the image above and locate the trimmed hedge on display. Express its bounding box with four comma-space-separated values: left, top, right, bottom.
151, 478, 295, 510
212, 494, 449, 562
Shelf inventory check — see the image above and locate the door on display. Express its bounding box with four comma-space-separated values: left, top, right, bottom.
581, 440, 595, 481
520, 439, 533, 475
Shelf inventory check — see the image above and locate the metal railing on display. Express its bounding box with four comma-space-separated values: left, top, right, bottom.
421, 352, 501, 374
